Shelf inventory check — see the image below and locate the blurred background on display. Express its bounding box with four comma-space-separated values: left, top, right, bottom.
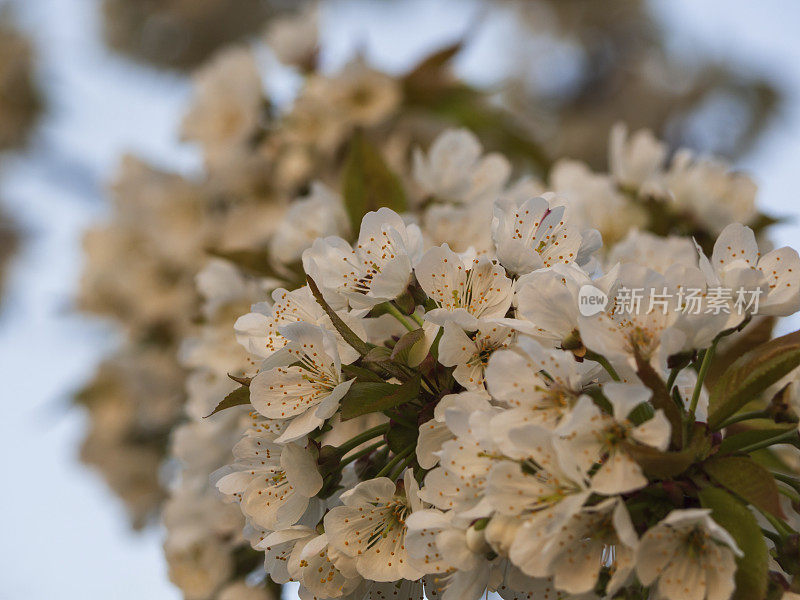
0, 0, 798, 598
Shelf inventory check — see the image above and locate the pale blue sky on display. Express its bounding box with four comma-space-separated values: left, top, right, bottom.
0, 1, 798, 598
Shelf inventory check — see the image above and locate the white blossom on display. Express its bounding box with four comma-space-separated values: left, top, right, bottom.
550, 159, 647, 247
405, 508, 496, 600
324, 472, 424, 582
290, 533, 361, 598
265, 4, 319, 69
269, 182, 349, 266
486, 336, 596, 434
635, 509, 742, 600
508, 262, 619, 346
667, 151, 758, 234
492, 195, 601, 276
303, 208, 423, 309
413, 129, 510, 205
488, 425, 591, 577
181, 46, 263, 167
213, 427, 323, 533
609, 123, 667, 191
555, 383, 671, 494
577, 264, 689, 372
234, 285, 365, 365
416, 391, 492, 470
415, 244, 513, 329
609, 230, 698, 274
422, 202, 494, 254
438, 320, 514, 390
418, 401, 501, 518
529, 497, 638, 595
248, 322, 354, 442
697, 222, 800, 319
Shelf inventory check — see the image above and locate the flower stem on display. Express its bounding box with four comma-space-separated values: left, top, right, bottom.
383, 302, 416, 332
716, 410, 771, 430
666, 367, 681, 393
778, 485, 800, 504
410, 312, 425, 327
689, 339, 718, 422
773, 471, 800, 492
420, 376, 437, 397
387, 410, 417, 430
735, 429, 800, 455
341, 441, 384, 467
584, 350, 620, 382
762, 528, 783, 545
376, 445, 414, 479
336, 424, 389, 455
390, 450, 417, 481
760, 507, 796, 537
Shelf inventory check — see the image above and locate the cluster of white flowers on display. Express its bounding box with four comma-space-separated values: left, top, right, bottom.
77, 7, 441, 535
164, 259, 273, 600
73, 4, 800, 600
199, 125, 800, 600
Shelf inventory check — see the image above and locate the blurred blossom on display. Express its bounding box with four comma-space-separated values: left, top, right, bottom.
101, 0, 308, 71
57, 1, 796, 600
0, 14, 41, 302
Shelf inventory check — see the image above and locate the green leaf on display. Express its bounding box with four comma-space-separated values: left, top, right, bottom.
403, 41, 462, 89
582, 386, 613, 415
719, 422, 796, 455
623, 444, 694, 480
228, 373, 252, 386
699, 486, 769, 600
750, 448, 795, 475
362, 346, 393, 365
708, 330, 800, 429
705, 317, 775, 390
627, 402, 656, 426
206, 247, 304, 287
341, 131, 406, 234
307, 276, 372, 356
402, 41, 464, 107
703, 455, 784, 519
635, 350, 683, 448
205, 246, 273, 275
386, 423, 418, 455
623, 423, 710, 479
205, 386, 250, 417
340, 376, 421, 421
341, 364, 384, 383
360, 343, 418, 384
391, 328, 426, 366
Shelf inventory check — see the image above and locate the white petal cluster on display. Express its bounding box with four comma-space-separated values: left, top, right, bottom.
303, 207, 424, 310
191, 127, 800, 600
73, 3, 798, 596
